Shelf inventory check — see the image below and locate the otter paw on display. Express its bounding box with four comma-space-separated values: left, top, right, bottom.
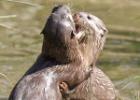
59, 82, 69, 94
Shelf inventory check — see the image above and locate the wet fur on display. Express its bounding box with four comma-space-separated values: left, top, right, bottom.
63, 12, 116, 100
8, 6, 93, 100
9, 6, 116, 100
64, 67, 116, 100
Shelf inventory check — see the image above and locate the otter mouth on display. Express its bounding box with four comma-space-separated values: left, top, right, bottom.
75, 23, 82, 33
73, 14, 86, 43
73, 13, 82, 33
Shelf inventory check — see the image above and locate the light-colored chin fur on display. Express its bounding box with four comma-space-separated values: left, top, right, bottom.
73, 12, 108, 65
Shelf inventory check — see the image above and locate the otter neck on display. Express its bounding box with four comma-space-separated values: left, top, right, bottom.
41, 37, 84, 65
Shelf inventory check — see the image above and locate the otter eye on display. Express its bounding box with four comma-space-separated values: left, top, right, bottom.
79, 15, 82, 18
87, 15, 92, 20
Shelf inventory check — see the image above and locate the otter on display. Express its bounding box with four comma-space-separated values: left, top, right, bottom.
8, 5, 95, 100
61, 12, 116, 100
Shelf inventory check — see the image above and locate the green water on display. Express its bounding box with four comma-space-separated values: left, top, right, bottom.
0, 0, 140, 100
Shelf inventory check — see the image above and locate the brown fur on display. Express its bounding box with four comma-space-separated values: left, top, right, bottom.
8, 5, 94, 100
63, 67, 116, 100
9, 6, 116, 100
62, 12, 116, 100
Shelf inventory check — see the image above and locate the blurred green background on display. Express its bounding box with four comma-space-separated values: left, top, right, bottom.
0, 0, 140, 100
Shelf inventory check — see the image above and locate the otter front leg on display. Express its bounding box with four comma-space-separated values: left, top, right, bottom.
59, 68, 92, 99
59, 82, 76, 100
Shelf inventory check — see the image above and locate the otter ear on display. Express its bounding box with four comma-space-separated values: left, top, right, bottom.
40, 18, 50, 35
40, 15, 53, 35
40, 19, 48, 35
40, 27, 45, 35
40, 25, 48, 35
103, 28, 108, 34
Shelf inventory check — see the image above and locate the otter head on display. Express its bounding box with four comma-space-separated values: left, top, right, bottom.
41, 5, 86, 64
73, 12, 108, 65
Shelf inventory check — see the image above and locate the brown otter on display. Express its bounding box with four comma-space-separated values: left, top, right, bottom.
61, 12, 116, 100
8, 5, 94, 100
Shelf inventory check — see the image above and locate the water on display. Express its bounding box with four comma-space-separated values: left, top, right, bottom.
0, 0, 140, 99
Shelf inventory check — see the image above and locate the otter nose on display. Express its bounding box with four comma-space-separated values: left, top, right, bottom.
73, 13, 81, 22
